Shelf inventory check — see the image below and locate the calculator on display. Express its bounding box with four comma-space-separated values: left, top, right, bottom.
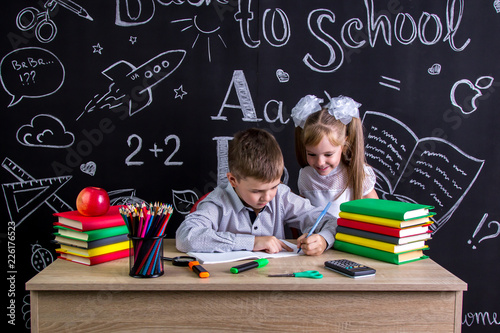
324, 259, 376, 278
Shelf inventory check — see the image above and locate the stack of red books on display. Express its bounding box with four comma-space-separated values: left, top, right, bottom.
53, 205, 130, 266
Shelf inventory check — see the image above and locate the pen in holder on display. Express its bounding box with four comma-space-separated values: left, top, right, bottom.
120, 202, 173, 278
128, 235, 165, 278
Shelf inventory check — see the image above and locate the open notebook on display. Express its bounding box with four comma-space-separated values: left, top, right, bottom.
187, 240, 303, 264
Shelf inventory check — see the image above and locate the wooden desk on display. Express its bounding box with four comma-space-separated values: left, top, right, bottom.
27, 240, 467, 332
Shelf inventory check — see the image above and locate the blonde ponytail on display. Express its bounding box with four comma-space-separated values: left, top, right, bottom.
343, 117, 367, 200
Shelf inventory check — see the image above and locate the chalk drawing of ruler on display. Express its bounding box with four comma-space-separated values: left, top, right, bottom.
2, 157, 73, 227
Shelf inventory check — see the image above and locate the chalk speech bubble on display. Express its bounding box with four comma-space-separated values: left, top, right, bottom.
0, 47, 65, 107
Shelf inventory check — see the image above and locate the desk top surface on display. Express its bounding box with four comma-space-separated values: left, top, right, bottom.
26, 239, 467, 292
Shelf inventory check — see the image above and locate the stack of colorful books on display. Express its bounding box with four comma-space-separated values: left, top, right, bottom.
333, 198, 434, 264
53, 205, 130, 266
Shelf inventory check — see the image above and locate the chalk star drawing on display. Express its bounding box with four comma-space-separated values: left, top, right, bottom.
174, 85, 187, 99
93, 43, 103, 54
129, 36, 137, 44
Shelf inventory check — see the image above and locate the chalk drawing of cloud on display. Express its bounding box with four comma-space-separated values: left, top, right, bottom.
16, 114, 75, 148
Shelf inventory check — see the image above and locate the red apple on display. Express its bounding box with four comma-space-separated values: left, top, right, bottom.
76, 187, 110, 216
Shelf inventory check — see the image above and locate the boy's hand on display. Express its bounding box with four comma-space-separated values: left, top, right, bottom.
253, 236, 293, 254
297, 233, 327, 256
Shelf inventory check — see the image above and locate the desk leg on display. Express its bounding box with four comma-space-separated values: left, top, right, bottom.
454, 290, 464, 333
30, 291, 39, 333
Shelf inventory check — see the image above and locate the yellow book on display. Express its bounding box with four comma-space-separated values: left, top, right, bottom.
335, 233, 427, 253
338, 211, 433, 228
57, 241, 130, 257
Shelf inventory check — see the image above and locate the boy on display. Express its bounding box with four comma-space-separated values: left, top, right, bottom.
176, 128, 336, 256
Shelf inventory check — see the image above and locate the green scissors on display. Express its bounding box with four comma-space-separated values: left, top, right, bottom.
268, 270, 323, 279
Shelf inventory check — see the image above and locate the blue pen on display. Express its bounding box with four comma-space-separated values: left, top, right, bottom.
297, 201, 332, 253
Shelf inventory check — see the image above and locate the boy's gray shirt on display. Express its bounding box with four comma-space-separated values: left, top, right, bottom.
176, 182, 336, 253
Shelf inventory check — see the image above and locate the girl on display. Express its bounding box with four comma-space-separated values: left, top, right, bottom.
291, 94, 378, 217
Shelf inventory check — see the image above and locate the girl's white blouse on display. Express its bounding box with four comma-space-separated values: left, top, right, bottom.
298, 163, 376, 218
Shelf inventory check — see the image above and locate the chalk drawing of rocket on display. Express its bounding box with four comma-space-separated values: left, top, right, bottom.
79, 49, 186, 119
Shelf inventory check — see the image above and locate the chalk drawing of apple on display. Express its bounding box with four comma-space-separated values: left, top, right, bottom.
450, 76, 494, 114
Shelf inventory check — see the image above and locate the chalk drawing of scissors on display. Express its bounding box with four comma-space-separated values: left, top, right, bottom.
16, 0, 93, 43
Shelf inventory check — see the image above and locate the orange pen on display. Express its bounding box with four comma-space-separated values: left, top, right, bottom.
188, 261, 210, 278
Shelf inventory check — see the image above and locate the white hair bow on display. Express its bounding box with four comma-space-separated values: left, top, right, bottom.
324, 94, 361, 125
290, 95, 323, 128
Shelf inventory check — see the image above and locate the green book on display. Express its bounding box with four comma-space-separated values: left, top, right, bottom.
53, 224, 128, 241
333, 240, 429, 265
53, 233, 129, 249
340, 198, 434, 220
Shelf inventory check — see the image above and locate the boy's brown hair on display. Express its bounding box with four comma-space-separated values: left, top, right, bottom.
228, 128, 284, 182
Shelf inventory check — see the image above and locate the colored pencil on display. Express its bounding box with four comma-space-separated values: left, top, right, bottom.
120, 202, 173, 276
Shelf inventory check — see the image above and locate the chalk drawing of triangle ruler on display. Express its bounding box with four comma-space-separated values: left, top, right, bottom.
2, 157, 73, 227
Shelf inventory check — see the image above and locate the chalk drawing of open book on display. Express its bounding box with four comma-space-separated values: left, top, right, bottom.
362, 111, 484, 233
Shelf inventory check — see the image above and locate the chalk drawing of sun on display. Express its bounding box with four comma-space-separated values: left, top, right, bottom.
171, 15, 227, 62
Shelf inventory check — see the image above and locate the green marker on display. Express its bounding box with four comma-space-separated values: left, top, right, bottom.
230, 258, 269, 274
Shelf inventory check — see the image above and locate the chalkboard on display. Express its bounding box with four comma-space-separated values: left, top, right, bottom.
2, 1, 499, 330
